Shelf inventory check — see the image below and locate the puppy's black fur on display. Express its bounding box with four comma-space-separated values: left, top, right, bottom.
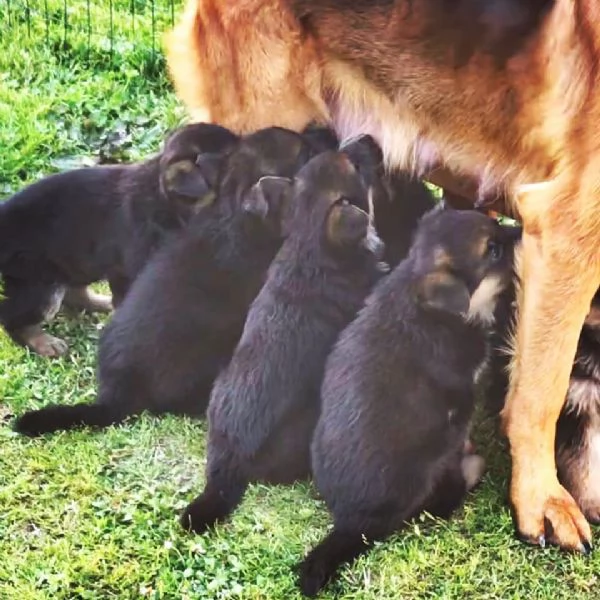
297, 208, 519, 597
300, 123, 340, 154
13, 127, 315, 436
180, 141, 388, 535
0, 123, 239, 356
374, 174, 437, 266
487, 278, 600, 524
298, 129, 437, 267
339, 134, 437, 266
555, 293, 600, 525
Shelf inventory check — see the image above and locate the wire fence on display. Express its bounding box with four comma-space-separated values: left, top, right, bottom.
2, 0, 183, 72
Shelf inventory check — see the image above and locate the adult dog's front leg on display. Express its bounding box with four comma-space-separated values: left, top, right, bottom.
503, 179, 600, 552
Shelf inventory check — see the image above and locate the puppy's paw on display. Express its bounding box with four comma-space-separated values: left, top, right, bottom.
81, 291, 113, 313
512, 473, 592, 554
461, 454, 485, 490
63, 286, 113, 313
463, 437, 476, 455
26, 332, 68, 358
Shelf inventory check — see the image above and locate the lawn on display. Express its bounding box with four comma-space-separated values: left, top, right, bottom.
1, 2, 599, 599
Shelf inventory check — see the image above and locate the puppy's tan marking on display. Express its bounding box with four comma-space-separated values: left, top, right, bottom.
467, 274, 504, 326
433, 246, 453, 270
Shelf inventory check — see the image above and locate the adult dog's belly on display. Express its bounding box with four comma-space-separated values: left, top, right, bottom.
321, 59, 538, 216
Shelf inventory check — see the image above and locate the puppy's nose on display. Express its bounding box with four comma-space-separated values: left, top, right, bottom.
340, 135, 382, 165
339, 133, 374, 149
503, 224, 522, 243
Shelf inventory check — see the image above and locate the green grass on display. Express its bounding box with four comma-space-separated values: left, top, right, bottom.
0, 2, 599, 599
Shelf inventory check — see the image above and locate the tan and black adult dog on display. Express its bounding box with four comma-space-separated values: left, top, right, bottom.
166, 0, 600, 553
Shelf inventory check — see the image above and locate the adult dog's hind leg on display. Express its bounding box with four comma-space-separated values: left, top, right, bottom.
0, 278, 68, 357
502, 176, 600, 553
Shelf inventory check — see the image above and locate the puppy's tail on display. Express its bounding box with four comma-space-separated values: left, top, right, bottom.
0, 201, 10, 269
180, 470, 248, 535
296, 529, 374, 597
13, 402, 128, 437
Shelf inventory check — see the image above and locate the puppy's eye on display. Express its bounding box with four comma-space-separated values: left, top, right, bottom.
486, 239, 503, 262
339, 198, 350, 206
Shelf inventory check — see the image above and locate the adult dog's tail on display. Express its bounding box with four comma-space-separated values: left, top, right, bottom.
13, 402, 128, 437
164, 0, 326, 133
296, 529, 373, 597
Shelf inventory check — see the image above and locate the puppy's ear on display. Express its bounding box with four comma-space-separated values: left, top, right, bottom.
504, 223, 523, 242
417, 271, 470, 316
242, 176, 293, 219
161, 159, 211, 204
585, 305, 600, 329
327, 202, 369, 246
195, 153, 223, 189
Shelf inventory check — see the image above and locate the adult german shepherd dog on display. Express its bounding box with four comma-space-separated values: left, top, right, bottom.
166, 0, 600, 553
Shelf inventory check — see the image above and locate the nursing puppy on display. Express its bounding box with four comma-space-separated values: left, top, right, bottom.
339, 134, 437, 266
487, 285, 600, 524
180, 142, 387, 535
556, 295, 600, 525
300, 123, 339, 154
13, 127, 313, 436
297, 208, 519, 597
0, 122, 239, 356
299, 129, 437, 266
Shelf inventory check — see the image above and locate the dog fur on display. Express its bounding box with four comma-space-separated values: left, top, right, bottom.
488, 283, 600, 526
296, 208, 518, 596
295, 128, 437, 265
0, 122, 239, 356
180, 141, 387, 535
166, 0, 600, 550
13, 127, 314, 436
339, 133, 437, 266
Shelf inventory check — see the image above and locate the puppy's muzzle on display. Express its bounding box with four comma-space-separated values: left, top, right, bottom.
363, 225, 386, 261
504, 224, 523, 243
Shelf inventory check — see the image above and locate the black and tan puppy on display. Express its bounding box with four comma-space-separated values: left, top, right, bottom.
297, 208, 520, 597
180, 142, 388, 535
0, 122, 239, 356
339, 134, 437, 267
300, 123, 339, 154
487, 282, 600, 525
14, 127, 315, 436
556, 295, 600, 525
299, 129, 438, 267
